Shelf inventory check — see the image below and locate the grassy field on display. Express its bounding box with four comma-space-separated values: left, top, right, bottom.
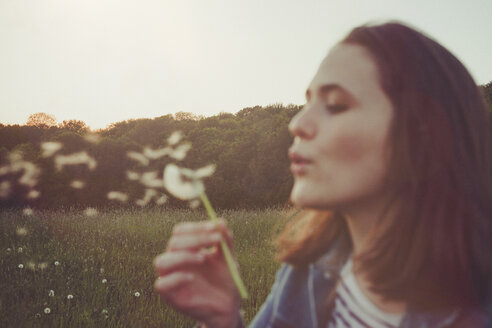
0, 207, 290, 327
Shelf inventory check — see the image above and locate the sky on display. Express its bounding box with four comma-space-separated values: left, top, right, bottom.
1, 0, 491, 130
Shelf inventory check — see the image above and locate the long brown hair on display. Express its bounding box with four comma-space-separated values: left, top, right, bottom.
277, 21, 492, 310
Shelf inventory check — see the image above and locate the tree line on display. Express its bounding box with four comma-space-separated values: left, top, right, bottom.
1, 81, 491, 210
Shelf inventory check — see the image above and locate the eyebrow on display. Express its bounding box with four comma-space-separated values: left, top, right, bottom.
305, 83, 354, 102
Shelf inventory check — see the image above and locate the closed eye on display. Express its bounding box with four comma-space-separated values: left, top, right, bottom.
326, 104, 348, 113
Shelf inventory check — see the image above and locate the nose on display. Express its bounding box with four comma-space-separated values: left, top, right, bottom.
288, 104, 317, 139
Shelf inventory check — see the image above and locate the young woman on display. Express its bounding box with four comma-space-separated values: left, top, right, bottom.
153, 21, 492, 327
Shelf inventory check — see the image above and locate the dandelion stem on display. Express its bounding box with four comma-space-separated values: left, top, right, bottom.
199, 193, 248, 299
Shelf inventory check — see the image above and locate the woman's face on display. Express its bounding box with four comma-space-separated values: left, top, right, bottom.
288, 43, 394, 210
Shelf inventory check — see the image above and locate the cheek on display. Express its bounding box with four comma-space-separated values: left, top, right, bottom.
327, 130, 370, 163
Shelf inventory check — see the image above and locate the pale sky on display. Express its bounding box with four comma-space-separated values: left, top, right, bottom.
1, 0, 491, 130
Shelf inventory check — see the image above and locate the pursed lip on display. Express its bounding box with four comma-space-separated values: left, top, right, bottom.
288, 149, 312, 175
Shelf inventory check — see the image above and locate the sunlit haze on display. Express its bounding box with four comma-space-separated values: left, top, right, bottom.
1, 0, 491, 129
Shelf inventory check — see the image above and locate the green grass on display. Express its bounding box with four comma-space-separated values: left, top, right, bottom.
0, 207, 289, 327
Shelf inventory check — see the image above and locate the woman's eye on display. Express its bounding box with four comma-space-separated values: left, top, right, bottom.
326, 104, 348, 113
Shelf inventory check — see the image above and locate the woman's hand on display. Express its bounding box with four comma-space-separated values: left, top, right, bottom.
154, 220, 241, 328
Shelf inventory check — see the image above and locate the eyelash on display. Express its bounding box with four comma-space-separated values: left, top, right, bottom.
326, 104, 348, 113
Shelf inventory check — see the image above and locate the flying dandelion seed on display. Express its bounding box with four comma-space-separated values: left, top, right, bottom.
136, 189, 158, 206
102, 279, 107, 284
54, 261, 60, 266
10, 160, 41, 188
134, 292, 141, 297
70, 180, 85, 189
0, 181, 11, 198
41, 142, 63, 157
38, 262, 48, 270
84, 133, 101, 144
48, 290, 55, 297
27, 190, 40, 199
67, 294, 74, 300
127, 151, 149, 166
167, 131, 183, 146
189, 199, 201, 209
55, 152, 97, 171
143, 146, 172, 160
169, 142, 191, 161
18, 264, 24, 269
163, 164, 215, 200
155, 195, 168, 205
126, 171, 140, 180
84, 207, 98, 217
44, 308, 51, 314
16, 227, 28, 236
23, 207, 34, 216
140, 171, 163, 188
107, 191, 128, 202
0, 165, 9, 175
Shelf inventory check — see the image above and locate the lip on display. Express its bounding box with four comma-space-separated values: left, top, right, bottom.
288, 150, 312, 175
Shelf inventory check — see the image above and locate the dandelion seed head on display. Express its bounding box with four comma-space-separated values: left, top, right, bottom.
41, 142, 63, 157
48, 290, 55, 297
18, 264, 24, 269
67, 294, 74, 299
44, 307, 51, 314
27, 190, 40, 199
102, 278, 107, 284
18, 247, 23, 253
163, 164, 207, 200
167, 131, 183, 146
54, 261, 60, 266
134, 291, 141, 297
35, 313, 41, 319
107, 191, 128, 202
127, 151, 149, 166
84, 207, 98, 217
23, 207, 34, 216
70, 180, 85, 189
16, 227, 28, 236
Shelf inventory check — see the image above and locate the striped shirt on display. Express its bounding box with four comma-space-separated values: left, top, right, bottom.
327, 259, 403, 328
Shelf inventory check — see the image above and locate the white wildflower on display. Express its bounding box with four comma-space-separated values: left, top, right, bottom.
163, 164, 214, 200
136, 189, 158, 206
126, 171, 140, 180
41, 142, 63, 157
23, 207, 34, 216
83, 133, 101, 144
18, 264, 24, 269
0, 181, 10, 198
155, 195, 168, 205
44, 307, 51, 314
67, 294, 74, 300
107, 191, 128, 202
167, 131, 183, 146
84, 207, 98, 217
48, 290, 55, 297
55, 152, 97, 171
70, 180, 85, 189
127, 151, 149, 166
27, 190, 40, 199
143, 146, 172, 160
170, 142, 191, 161
140, 171, 163, 188
16, 227, 28, 236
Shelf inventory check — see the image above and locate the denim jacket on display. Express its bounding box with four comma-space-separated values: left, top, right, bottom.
247, 238, 491, 328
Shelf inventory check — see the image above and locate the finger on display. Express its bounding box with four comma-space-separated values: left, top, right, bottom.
154, 252, 204, 275
172, 221, 221, 235
168, 232, 222, 251
154, 272, 194, 295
